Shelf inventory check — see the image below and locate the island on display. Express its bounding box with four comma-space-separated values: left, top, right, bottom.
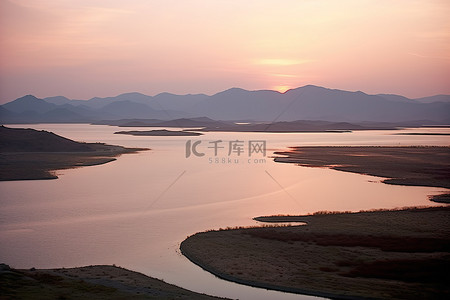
0, 126, 148, 181
0, 264, 228, 299
95, 117, 399, 133
114, 129, 203, 136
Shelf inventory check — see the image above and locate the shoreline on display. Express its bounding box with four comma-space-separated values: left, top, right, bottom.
0, 146, 147, 181
181, 207, 450, 299
0, 264, 228, 299
180, 146, 450, 299
180, 240, 368, 300
0, 125, 149, 181
273, 146, 450, 203
0, 157, 119, 181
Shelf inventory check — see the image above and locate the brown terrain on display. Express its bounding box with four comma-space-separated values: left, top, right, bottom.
181, 146, 450, 299
181, 207, 450, 300
0, 126, 147, 181
0, 264, 228, 299
274, 146, 450, 202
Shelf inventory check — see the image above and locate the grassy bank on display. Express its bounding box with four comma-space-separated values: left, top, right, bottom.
0, 264, 228, 299
181, 207, 450, 299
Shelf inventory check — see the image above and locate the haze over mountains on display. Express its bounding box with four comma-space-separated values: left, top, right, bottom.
1, 85, 449, 124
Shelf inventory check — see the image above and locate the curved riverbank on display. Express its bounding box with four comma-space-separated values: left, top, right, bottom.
273, 146, 450, 203
180, 238, 365, 300
0, 264, 229, 299
181, 207, 450, 300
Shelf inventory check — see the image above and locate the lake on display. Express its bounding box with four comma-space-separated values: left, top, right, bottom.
0, 124, 448, 300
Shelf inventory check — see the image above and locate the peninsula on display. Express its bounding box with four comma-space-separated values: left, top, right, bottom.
181, 207, 450, 299
0, 126, 147, 181
273, 146, 450, 202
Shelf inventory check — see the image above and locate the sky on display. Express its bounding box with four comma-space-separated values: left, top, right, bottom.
0, 0, 449, 103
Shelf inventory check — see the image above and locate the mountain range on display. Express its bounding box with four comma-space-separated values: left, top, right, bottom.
1, 85, 449, 124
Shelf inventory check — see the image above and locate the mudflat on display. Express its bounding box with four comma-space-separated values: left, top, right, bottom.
274, 146, 450, 203
0, 264, 228, 299
181, 146, 450, 299
274, 146, 450, 188
181, 207, 450, 300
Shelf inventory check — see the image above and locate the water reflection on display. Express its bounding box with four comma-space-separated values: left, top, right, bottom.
0, 124, 448, 300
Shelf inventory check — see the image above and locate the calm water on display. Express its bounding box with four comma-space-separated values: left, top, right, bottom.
1, 124, 448, 300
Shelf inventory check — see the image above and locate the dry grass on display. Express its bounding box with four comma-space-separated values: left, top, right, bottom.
181, 207, 450, 300
0, 264, 228, 299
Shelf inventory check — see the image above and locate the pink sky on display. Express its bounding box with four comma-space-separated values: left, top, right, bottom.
0, 0, 449, 103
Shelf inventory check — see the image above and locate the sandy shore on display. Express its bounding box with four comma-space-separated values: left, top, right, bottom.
181, 207, 450, 300
0, 264, 229, 299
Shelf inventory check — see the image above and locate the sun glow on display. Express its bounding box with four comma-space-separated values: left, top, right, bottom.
273, 85, 292, 93
0, 0, 449, 100
256, 59, 312, 66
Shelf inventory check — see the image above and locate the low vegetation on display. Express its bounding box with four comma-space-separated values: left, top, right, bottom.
0, 264, 228, 299
181, 207, 450, 299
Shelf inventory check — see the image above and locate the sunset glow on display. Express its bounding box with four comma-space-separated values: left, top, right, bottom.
273, 85, 292, 93
1, 2, 450, 298
0, 0, 449, 102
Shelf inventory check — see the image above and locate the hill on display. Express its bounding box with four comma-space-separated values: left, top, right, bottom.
0, 126, 146, 180
1, 86, 449, 123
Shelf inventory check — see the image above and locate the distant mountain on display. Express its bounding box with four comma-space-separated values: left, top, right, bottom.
0, 94, 190, 123
1, 86, 449, 124
43, 96, 72, 105
98, 100, 160, 119
3, 95, 57, 114
199, 120, 386, 132
151, 92, 209, 111
97, 118, 398, 132
145, 117, 229, 128
414, 95, 450, 103
272, 86, 449, 122
79, 92, 153, 109
190, 88, 283, 121
43, 96, 87, 106
40, 107, 88, 123
377, 94, 412, 103
94, 117, 230, 128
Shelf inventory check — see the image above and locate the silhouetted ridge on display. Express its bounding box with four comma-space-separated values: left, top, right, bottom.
0, 126, 93, 152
